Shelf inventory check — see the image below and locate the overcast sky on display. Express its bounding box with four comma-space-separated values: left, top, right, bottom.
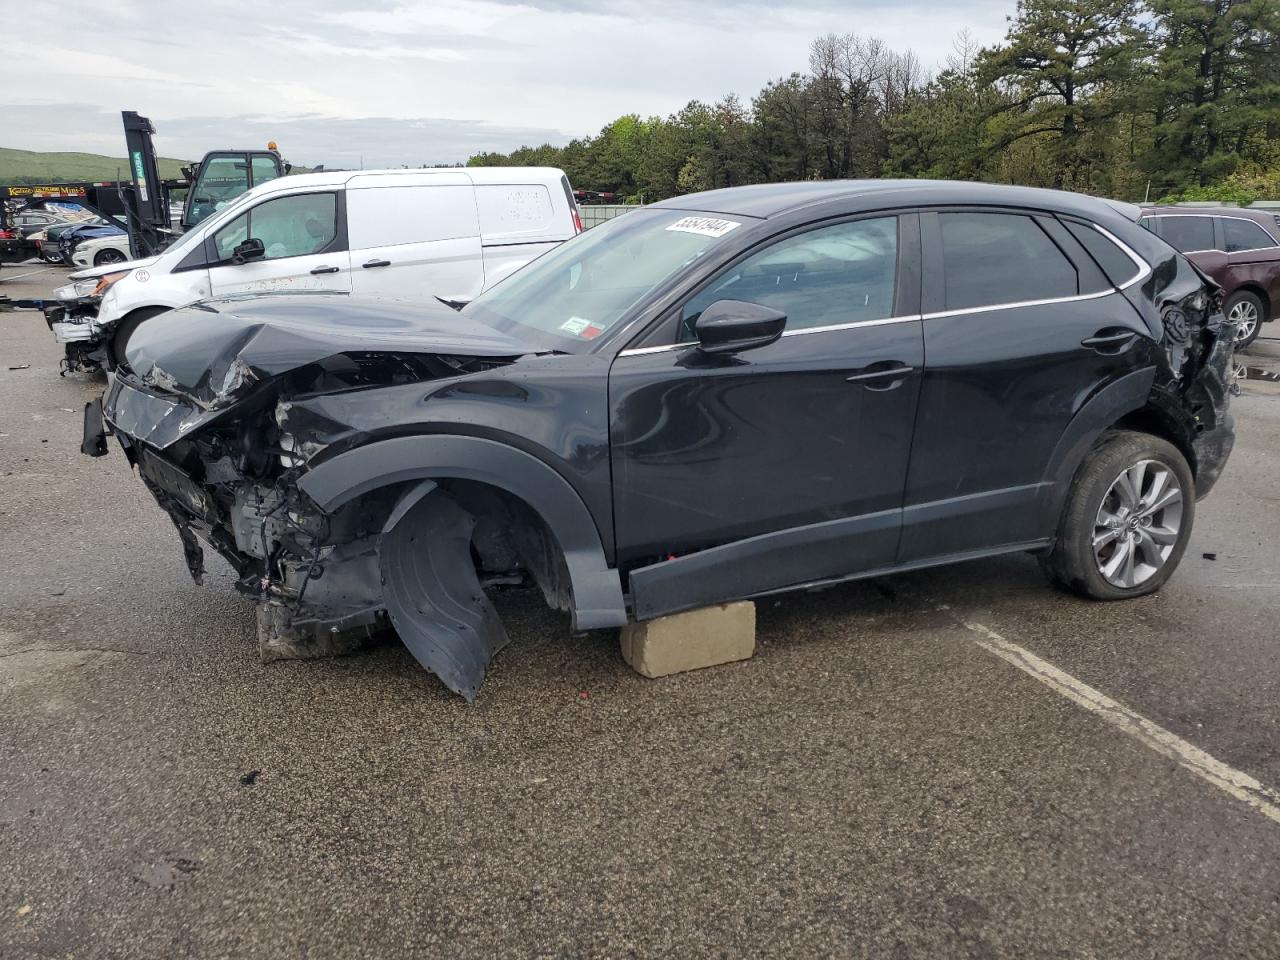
5, 0, 1009, 169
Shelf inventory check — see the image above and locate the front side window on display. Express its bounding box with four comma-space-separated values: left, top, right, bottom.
1223, 217, 1278, 253
213, 193, 337, 262
465, 208, 744, 352
1156, 216, 1215, 253
678, 217, 899, 340
939, 212, 1078, 311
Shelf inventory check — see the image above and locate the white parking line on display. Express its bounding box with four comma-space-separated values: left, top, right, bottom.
954, 614, 1280, 825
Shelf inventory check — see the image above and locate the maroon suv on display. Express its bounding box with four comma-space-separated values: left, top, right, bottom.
1140, 207, 1280, 347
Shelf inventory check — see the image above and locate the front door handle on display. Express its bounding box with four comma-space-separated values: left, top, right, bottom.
1081, 329, 1137, 352
845, 362, 916, 390
362, 259, 391, 269
310, 265, 339, 275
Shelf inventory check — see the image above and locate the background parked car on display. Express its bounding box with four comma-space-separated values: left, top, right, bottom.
1140, 207, 1280, 347
57, 221, 126, 263
71, 234, 131, 268
10, 210, 75, 238
35, 218, 112, 263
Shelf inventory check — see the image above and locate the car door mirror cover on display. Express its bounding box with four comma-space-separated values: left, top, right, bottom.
232, 237, 266, 264
694, 299, 787, 354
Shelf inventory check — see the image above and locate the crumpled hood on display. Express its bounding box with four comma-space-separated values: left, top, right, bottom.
124, 293, 534, 409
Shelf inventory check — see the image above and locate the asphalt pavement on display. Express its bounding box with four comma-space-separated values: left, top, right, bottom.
3, 264, 1280, 959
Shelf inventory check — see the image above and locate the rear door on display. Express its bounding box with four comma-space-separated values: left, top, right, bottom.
899, 209, 1152, 561
610, 214, 925, 618
345, 174, 484, 303
207, 190, 351, 296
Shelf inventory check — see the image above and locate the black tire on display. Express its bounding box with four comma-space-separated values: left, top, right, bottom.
94, 248, 126, 266
108, 307, 167, 371
43, 250, 63, 264
1226, 290, 1265, 349
1040, 430, 1195, 600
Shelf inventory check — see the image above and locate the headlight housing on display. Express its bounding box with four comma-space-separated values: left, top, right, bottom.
53, 271, 128, 301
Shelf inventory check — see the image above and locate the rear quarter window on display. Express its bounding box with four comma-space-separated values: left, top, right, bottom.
1063, 220, 1141, 287
474, 184, 559, 243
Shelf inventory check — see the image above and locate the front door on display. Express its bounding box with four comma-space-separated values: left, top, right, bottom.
898, 210, 1154, 561
207, 190, 351, 297
610, 214, 924, 619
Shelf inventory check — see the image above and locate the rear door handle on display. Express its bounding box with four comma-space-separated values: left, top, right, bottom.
362, 259, 391, 269
310, 265, 339, 275
845, 362, 916, 390
1081, 329, 1137, 352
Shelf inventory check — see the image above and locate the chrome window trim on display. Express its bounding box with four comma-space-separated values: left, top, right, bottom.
921, 286, 1116, 321
617, 221, 1155, 358
617, 313, 923, 356
1089, 223, 1152, 290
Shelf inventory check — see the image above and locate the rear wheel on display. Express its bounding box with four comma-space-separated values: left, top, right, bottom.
1041, 431, 1194, 600
108, 307, 167, 371
1227, 290, 1264, 349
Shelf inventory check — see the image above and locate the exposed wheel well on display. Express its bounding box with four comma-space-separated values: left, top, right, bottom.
1110, 407, 1197, 478
341, 478, 575, 617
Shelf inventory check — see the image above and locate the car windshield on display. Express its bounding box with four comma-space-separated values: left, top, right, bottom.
465, 208, 746, 351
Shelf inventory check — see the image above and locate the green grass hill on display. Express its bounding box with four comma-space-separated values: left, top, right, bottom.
0, 146, 191, 185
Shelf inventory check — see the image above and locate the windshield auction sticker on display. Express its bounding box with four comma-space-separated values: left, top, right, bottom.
665, 216, 742, 238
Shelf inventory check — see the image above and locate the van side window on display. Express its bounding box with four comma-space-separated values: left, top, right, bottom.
939, 213, 1077, 311
214, 193, 337, 262
679, 217, 899, 340
347, 186, 478, 249
1223, 217, 1278, 253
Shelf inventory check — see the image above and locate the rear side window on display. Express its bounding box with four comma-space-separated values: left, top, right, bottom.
1063, 220, 1139, 287
680, 217, 899, 338
474, 184, 557, 242
1223, 217, 1278, 253
347, 185, 479, 249
939, 212, 1077, 311
1156, 216, 1214, 252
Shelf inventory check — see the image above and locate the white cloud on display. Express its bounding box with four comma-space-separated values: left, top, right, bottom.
4, 0, 1009, 167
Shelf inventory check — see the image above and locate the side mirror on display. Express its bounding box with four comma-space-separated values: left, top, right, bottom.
232, 237, 266, 264
694, 300, 787, 354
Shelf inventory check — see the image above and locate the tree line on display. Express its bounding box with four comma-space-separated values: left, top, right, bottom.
468, 0, 1280, 203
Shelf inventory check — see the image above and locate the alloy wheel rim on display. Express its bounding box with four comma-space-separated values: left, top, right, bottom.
1230, 300, 1259, 341
1093, 459, 1183, 589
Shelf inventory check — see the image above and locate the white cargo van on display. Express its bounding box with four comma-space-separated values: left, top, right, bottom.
54, 167, 583, 367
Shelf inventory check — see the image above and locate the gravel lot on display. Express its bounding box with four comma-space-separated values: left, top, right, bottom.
4, 264, 1280, 959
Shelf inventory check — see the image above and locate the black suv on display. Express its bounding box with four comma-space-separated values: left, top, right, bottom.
88, 181, 1236, 699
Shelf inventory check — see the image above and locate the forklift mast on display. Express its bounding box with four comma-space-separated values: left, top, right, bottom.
120, 111, 171, 259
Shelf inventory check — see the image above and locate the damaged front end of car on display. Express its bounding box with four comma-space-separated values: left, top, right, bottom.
44, 271, 128, 374
90, 295, 597, 700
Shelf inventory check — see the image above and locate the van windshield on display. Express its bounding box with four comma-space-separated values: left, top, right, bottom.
464, 209, 744, 352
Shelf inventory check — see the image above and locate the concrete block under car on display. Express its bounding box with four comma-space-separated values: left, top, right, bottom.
619, 601, 757, 679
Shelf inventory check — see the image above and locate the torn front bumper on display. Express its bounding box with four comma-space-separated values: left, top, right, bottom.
45, 297, 108, 373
